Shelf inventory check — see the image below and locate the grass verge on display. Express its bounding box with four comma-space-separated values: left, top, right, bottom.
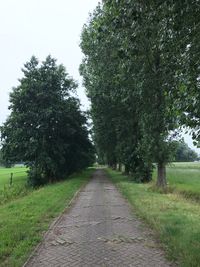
153, 162, 200, 202
0, 183, 31, 205
0, 168, 94, 267
107, 168, 200, 267
0, 167, 29, 204
0, 167, 27, 189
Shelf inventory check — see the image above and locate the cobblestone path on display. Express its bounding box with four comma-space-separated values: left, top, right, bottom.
25, 169, 175, 267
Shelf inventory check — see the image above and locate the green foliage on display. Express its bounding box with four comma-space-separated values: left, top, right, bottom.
171, 139, 199, 162
1, 56, 94, 186
0, 150, 13, 168
80, 2, 154, 182
80, 1, 200, 187
170, 1, 200, 143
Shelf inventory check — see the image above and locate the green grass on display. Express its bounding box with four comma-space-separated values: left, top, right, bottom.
0, 166, 27, 188
0, 168, 94, 267
107, 168, 200, 267
0, 166, 28, 204
153, 162, 200, 201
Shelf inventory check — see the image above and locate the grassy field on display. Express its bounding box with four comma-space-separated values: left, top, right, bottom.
0, 168, 94, 267
153, 162, 200, 201
0, 166, 27, 188
107, 167, 200, 267
0, 166, 28, 204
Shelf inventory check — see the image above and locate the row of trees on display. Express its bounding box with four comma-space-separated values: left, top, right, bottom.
172, 139, 199, 162
80, 0, 200, 187
1, 56, 94, 186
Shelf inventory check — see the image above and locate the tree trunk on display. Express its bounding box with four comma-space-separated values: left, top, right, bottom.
112, 163, 117, 170
124, 164, 130, 175
156, 162, 167, 188
118, 163, 122, 172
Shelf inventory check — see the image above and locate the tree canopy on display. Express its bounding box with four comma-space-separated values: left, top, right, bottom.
1, 56, 94, 186
80, 0, 200, 187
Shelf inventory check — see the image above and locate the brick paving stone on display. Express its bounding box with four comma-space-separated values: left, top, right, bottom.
25, 169, 175, 267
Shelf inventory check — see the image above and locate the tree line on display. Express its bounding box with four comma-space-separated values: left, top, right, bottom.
0, 56, 94, 186
172, 139, 199, 162
80, 0, 200, 187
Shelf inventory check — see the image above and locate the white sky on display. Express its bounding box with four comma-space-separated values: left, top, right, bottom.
0, 0, 199, 154
0, 0, 99, 122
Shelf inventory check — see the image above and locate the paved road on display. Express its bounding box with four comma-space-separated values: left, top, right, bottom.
25, 169, 174, 267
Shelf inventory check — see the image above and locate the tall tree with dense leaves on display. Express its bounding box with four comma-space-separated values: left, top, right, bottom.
1, 56, 94, 186
170, 0, 200, 145
80, 1, 172, 185
80, 2, 154, 182
80, 0, 200, 187
80, 5, 118, 169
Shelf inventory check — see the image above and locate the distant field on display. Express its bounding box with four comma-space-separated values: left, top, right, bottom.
0, 166, 28, 204
153, 162, 200, 200
0, 166, 28, 188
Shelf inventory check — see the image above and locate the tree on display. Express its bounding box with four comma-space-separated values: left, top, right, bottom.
172, 139, 199, 162
80, 0, 200, 187
0, 149, 13, 167
1, 56, 94, 186
80, 1, 178, 185
174, 1, 200, 146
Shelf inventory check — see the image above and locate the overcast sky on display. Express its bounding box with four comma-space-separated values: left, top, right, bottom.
0, 0, 199, 153
0, 0, 99, 121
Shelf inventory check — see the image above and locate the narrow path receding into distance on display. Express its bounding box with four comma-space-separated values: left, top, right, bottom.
25, 169, 175, 267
